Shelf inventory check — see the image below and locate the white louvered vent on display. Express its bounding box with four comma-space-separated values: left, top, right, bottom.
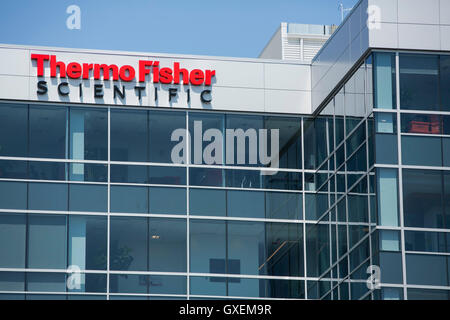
303, 38, 326, 61
283, 37, 301, 60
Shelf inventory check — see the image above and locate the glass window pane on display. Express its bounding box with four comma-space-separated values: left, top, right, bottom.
110, 217, 148, 271
149, 166, 186, 185
189, 188, 226, 216
381, 287, 403, 300
263, 171, 302, 191
70, 107, 107, 161
28, 182, 68, 211
0, 103, 28, 157
315, 117, 328, 165
149, 187, 186, 215
0, 160, 28, 179
335, 91, 345, 145
149, 275, 186, 295
265, 116, 302, 169
408, 288, 450, 300
111, 186, 148, 214
265, 223, 303, 277
406, 254, 448, 286
227, 221, 265, 275
373, 52, 396, 109
0, 272, 25, 292
377, 168, 399, 226
148, 218, 186, 272
225, 168, 262, 189
67, 274, 107, 293
400, 54, 439, 111
29, 161, 66, 181
345, 66, 365, 134
0, 213, 26, 268
375, 112, 396, 133
111, 110, 148, 162
379, 252, 403, 284
189, 167, 224, 187
405, 231, 447, 253
190, 276, 226, 296
0, 181, 27, 210
69, 215, 107, 271
111, 164, 148, 184
28, 214, 67, 269
265, 192, 302, 220
440, 55, 450, 111
69, 184, 107, 212
443, 138, 450, 168
349, 225, 368, 248
445, 172, 450, 229
26, 294, 66, 300
403, 169, 443, 228
227, 190, 264, 218
189, 112, 224, 165
67, 294, 107, 300
225, 114, 263, 167
346, 124, 366, 158
190, 219, 226, 273
402, 136, 442, 166
401, 113, 442, 134
0, 294, 25, 300
348, 194, 368, 223
69, 163, 107, 182
26, 273, 66, 292
379, 230, 400, 251
109, 274, 148, 294
149, 110, 186, 163
29, 105, 67, 159
375, 134, 398, 164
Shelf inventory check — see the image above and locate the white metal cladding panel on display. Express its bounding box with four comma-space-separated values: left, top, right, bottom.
303, 39, 326, 61
0, 44, 313, 115
283, 37, 301, 60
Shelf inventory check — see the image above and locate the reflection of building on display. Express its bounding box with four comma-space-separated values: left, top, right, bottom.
0, 0, 449, 300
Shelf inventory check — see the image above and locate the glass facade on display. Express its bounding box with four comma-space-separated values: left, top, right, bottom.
307, 51, 450, 300
0, 102, 306, 300
1, 51, 449, 300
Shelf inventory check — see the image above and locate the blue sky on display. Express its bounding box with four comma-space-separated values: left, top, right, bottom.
0, 0, 357, 58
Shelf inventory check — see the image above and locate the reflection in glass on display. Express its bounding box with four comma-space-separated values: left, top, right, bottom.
69, 108, 107, 161
0, 104, 28, 157
149, 110, 186, 163
400, 54, 439, 111
69, 184, 107, 212
69, 215, 107, 270
29, 105, 67, 159
28, 214, 67, 269
403, 169, 444, 228
111, 110, 148, 162
149, 187, 186, 214
0, 213, 26, 268
110, 217, 148, 271
148, 218, 186, 272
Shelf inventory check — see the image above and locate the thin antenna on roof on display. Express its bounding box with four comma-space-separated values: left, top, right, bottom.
338, 2, 353, 22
